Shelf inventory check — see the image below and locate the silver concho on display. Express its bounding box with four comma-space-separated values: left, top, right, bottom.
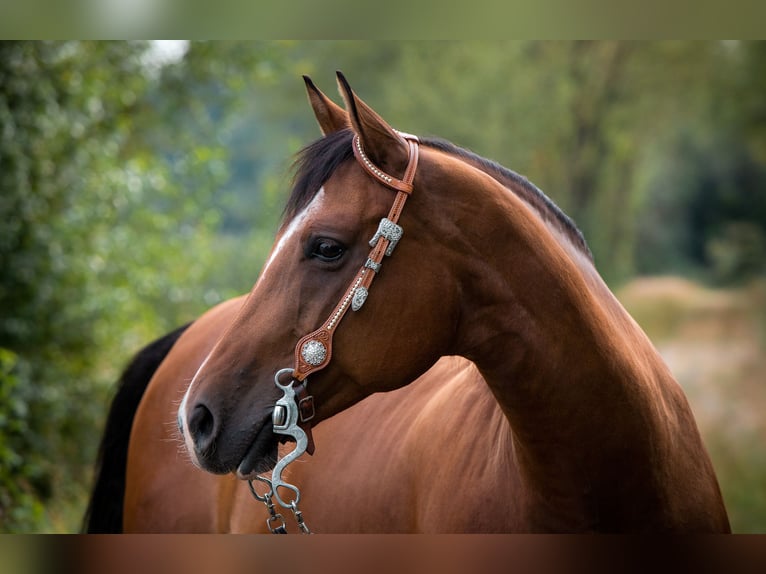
351, 286, 368, 312
369, 218, 403, 256
300, 340, 327, 366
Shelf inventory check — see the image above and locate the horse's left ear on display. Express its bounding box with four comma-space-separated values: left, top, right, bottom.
336, 71, 410, 175
304, 75, 348, 135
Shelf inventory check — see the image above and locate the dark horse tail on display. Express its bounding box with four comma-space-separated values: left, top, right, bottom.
82, 323, 191, 533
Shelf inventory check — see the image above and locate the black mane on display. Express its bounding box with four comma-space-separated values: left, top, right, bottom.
422, 137, 593, 260
283, 129, 355, 223
284, 129, 592, 261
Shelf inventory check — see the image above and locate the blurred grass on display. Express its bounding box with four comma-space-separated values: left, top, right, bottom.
618, 276, 766, 533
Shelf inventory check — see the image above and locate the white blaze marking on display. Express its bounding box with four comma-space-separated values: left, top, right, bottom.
178, 187, 326, 464
259, 187, 326, 284
179, 353, 212, 465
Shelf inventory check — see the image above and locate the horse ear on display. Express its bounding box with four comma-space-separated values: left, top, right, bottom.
335, 71, 409, 173
304, 75, 349, 135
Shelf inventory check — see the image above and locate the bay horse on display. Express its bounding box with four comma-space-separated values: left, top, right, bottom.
86, 73, 729, 532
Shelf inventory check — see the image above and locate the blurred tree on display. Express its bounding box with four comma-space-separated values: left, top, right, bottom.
310, 41, 766, 284
635, 41, 766, 283
0, 41, 164, 530
141, 40, 766, 288
0, 41, 285, 531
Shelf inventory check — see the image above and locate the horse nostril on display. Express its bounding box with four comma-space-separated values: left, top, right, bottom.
188, 403, 216, 453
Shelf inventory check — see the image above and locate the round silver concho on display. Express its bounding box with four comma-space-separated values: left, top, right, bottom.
300, 340, 327, 366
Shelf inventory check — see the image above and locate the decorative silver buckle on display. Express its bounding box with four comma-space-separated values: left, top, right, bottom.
300, 339, 327, 366
351, 286, 368, 312
364, 258, 381, 273
369, 218, 403, 256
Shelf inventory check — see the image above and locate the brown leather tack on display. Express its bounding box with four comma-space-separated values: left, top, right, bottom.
288, 132, 420, 455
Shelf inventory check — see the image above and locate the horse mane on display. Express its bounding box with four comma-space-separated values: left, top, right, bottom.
283, 129, 355, 223
284, 129, 592, 261
421, 137, 593, 261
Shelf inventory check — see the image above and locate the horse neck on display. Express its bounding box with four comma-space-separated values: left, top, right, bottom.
436, 159, 715, 530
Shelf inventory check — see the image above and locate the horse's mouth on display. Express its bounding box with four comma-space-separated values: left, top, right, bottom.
235, 415, 279, 480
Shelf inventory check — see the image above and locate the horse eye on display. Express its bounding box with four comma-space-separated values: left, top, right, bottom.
310, 239, 346, 263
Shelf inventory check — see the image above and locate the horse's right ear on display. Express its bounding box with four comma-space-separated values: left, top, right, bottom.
335, 71, 410, 177
304, 75, 349, 135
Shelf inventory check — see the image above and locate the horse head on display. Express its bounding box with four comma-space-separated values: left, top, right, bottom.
178, 73, 463, 478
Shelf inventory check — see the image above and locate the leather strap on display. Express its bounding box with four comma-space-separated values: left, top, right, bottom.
282, 131, 419, 458
294, 382, 316, 455
353, 132, 419, 194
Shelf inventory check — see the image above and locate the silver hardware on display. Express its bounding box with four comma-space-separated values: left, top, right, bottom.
364, 258, 381, 273
270, 368, 310, 508
351, 286, 368, 311
300, 339, 327, 366
248, 474, 311, 534
248, 477, 287, 534
272, 368, 295, 432
272, 404, 287, 428
370, 217, 403, 256
248, 370, 312, 532
290, 500, 311, 534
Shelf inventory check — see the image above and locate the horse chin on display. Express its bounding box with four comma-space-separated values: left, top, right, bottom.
235, 418, 279, 480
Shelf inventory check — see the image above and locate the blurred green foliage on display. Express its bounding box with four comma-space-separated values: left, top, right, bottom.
0, 41, 280, 530
0, 41, 764, 532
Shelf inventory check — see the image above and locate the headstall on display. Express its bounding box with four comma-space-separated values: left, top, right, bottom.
248, 131, 420, 533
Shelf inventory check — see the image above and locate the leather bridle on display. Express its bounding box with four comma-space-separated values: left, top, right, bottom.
256, 131, 420, 525
277, 132, 419, 451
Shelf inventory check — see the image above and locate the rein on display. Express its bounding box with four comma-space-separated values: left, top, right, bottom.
249, 131, 420, 533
